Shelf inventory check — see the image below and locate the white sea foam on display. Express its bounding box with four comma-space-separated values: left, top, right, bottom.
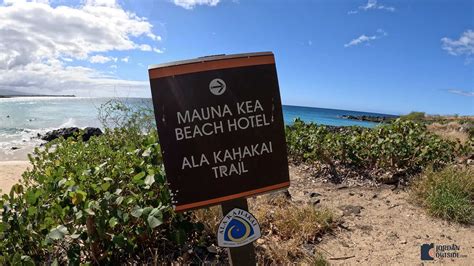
57, 117, 77, 128
0, 116, 81, 154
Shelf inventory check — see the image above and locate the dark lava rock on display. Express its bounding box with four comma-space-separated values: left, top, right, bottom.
340, 115, 396, 123
11, 146, 19, 150
82, 127, 103, 141
41, 127, 102, 142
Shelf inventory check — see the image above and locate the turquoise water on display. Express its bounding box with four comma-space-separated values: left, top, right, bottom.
0, 97, 396, 157
283, 105, 396, 127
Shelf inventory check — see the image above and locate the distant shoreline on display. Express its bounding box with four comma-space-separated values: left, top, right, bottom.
0, 95, 75, 98
340, 114, 397, 123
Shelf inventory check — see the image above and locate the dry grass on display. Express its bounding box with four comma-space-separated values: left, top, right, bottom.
191, 193, 336, 265
425, 115, 474, 122
427, 122, 470, 144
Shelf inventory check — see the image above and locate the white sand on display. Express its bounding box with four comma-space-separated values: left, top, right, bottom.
0, 161, 30, 194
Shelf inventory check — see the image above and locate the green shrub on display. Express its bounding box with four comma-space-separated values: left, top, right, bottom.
411, 166, 474, 224
400, 111, 425, 121
286, 119, 466, 175
0, 100, 219, 264
0, 128, 207, 264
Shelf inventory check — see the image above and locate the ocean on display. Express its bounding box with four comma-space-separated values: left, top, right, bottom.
0, 97, 396, 160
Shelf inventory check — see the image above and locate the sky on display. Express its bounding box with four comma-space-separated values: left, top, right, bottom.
0, 0, 473, 115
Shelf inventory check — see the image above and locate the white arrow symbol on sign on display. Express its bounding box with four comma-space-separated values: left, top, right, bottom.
209, 78, 226, 95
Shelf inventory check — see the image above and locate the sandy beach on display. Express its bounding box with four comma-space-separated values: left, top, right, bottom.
0, 144, 34, 193
0, 160, 30, 194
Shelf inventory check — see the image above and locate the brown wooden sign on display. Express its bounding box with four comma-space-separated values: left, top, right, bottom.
148, 52, 290, 212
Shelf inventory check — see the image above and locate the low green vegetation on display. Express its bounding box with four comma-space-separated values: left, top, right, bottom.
0, 102, 213, 264
399, 111, 426, 121
0, 127, 211, 264
286, 118, 472, 182
412, 166, 474, 224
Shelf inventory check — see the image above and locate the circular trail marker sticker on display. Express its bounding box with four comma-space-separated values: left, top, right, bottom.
217, 208, 261, 248
209, 78, 226, 95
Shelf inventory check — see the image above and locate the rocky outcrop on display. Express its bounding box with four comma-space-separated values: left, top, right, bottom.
40, 127, 102, 142
341, 115, 396, 123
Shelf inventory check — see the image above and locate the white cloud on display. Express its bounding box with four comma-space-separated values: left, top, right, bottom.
344, 29, 387, 47
345, 35, 376, 47
441, 30, 474, 57
3, 0, 50, 4
0, 0, 162, 96
348, 0, 395, 15
147, 33, 162, 41
121, 56, 129, 63
172, 0, 220, 10
447, 89, 474, 97
153, 48, 164, 54
0, 60, 150, 97
138, 44, 152, 51
84, 0, 117, 7
89, 55, 117, 64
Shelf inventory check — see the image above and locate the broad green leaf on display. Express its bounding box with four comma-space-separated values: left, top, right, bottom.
26, 191, 38, 205
147, 215, 162, 229
101, 182, 111, 191
85, 208, 95, 216
144, 175, 155, 186
58, 178, 67, 187
142, 206, 153, 216
142, 148, 152, 157
71, 190, 87, 205
75, 210, 83, 219
149, 208, 162, 218
27, 206, 37, 216
48, 225, 69, 240
131, 206, 143, 218
133, 171, 146, 181
109, 217, 119, 228
115, 196, 124, 205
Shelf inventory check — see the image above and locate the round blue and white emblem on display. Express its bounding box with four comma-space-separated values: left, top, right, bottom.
217, 208, 261, 247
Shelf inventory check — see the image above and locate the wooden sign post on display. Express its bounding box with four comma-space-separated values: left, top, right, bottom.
148, 52, 290, 265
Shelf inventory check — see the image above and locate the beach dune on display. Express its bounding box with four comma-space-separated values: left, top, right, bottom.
0, 161, 30, 194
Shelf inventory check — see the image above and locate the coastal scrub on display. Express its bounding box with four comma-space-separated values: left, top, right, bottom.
0, 127, 213, 264
285, 118, 471, 183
